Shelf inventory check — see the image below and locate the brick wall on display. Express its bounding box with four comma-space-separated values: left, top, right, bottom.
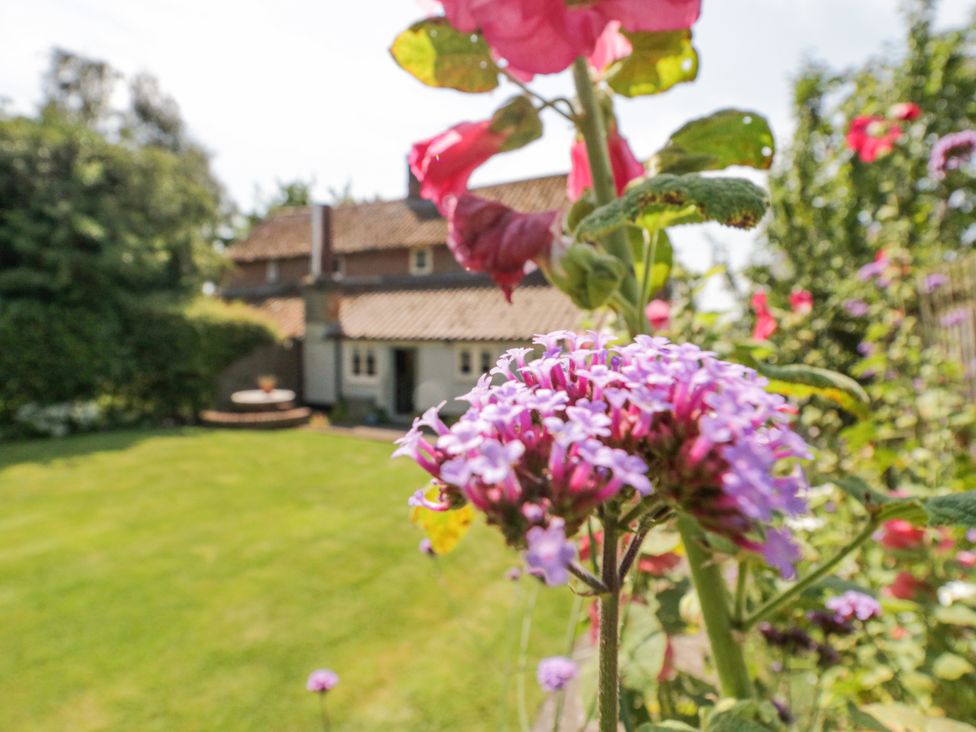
224, 256, 310, 290
339, 244, 461, 278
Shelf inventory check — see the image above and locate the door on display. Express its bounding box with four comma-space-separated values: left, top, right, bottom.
393, 348, 417, 415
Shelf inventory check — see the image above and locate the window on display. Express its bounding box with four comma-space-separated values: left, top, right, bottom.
266, 259, 280, 283
456, 346, 495, 379
332, 255, 345, 279
349, 345, 379, 381
409, 247, 433, 275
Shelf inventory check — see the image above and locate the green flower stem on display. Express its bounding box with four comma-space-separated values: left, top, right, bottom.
677, 514, 754, 699
740, 516, 880, 631
598, 508, 621, 732
570, 57, 642, 337
734, 560, 749, 623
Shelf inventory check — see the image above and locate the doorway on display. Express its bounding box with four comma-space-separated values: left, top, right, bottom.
393, 348, 417, 415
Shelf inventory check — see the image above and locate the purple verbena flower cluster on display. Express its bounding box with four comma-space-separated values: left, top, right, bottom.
826, 590, 882, 622
536, 656, 578, 692
306, 669, 339, 693
395, 332, 811, 580
929, 129, 976, 180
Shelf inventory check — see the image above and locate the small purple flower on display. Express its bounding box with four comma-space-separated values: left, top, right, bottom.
536, 656, 578, 692
858, 260, 887, 282
506, 567, 522, 581
525, 519, 576, 586
843, 299, 869, 317
470, 439, 525, 483
924, 273, 950, 293
307, 669, 339, 693
857, 341, 875, 357
967, 529, 976, 544
419, 538, 436, 556
826, 591, 881, 622
772, 699, 794, 724
940, 308, 968, 328
762, 528, 802, 579
807, 610, 854, 636
929, 129, 976, 180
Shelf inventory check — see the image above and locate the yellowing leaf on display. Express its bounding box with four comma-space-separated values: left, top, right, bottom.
410, 487, 474, 555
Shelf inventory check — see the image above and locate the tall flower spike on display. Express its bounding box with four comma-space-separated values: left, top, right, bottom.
396, 333, 812, 578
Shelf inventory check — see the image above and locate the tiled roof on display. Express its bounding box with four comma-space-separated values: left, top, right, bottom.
226, 174, 568, 262
338, 285, 582, 342
227, 208, 311, 263
252, 296, 305, 338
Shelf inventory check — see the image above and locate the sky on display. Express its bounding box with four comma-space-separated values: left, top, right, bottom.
1, 0, 973, 293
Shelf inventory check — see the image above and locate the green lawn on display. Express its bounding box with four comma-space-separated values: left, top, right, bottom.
0, 428, 570, 731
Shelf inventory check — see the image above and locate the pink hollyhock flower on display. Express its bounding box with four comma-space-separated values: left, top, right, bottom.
889, 102, 921, 121
880, 519, 926, 550
409, 120, 507, 213
645, 299, 671, 331
588, 20, 632, 72
306, 669, 339, 693
567, 128, 644, 201
396, 332, 812, 579
789, 289, 813, 316
846, 116, 902, 163
887, 571, 925, 600
957, 550, 976, 569
446, 193, 560, 301
751, 290, 777, 340
929, 129, 976, 180
439, 0, 700, 76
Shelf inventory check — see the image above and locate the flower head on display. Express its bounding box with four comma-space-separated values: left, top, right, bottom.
447, 193, 561, 301
645, 299, 671, 330
843, 299, 869, 317
923, 273, 949, 293
409, 121, 506, 213
396, 333, 811, 578
826, 591, 881, 622
886, 571, 925, 600
306, 669, 339, 693
929, 130, 976, 180
439, 0, 701, 76
789, 289, 813, 316
536, 655, 578, 692
751, 290, 777, 340
879, 519, 925, 550
889, 102, 921, 121
846, 116, 902, 163
568, 127, 644, 201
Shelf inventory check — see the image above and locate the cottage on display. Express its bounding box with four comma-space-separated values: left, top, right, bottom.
224, 172, 582, 420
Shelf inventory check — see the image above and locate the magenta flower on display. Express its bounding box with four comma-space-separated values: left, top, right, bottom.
306, 669, 339, 693
446, 193, 561, 301
826, 591, 881, 622
751, 290, 777, 340
395, 332, 811, 578
645, 299, 671, 330
789, 290, 813, 316
888, 102, 921, 121
537, 655, 578, 692
929, 129, 976, 180
846, 116, 902, 163
438, 0, 701, 76
568, 127, 644, 201
409, 120, 507, 214
525, 519, 577, 585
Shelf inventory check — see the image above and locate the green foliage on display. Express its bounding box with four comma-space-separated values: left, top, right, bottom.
576, 174, 769, 240
552, 245, 627, 309
606, 30, 698, 98
489, 95, 543, 152
700, 700, 784, 732
755, 361, 869, 418
925, 491, 976, 528
390, 18, 500, 93
650, 109, 775, 174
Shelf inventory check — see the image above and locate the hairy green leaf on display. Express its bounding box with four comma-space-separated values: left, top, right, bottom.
575, 174, 768, 241
606, 30, 698, 98
489, 96, 543, 152
756, 362, 869, 418
830, 476, 926, 522
702, 699, 785, 732
650, 109, 775, 174
390, 18, 499, 93
925, 490, 976, 528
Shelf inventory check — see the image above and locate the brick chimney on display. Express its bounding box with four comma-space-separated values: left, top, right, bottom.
407, 155, 421, 200
310, 203, 332, 279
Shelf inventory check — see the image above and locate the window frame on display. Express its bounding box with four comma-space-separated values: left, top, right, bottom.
455, 345, 495, 380
347, 344, 379, 383
266, 258, 280, 284
409, 246, 434, 276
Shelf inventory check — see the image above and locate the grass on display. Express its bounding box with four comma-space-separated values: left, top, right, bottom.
0, 428, 572, 731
